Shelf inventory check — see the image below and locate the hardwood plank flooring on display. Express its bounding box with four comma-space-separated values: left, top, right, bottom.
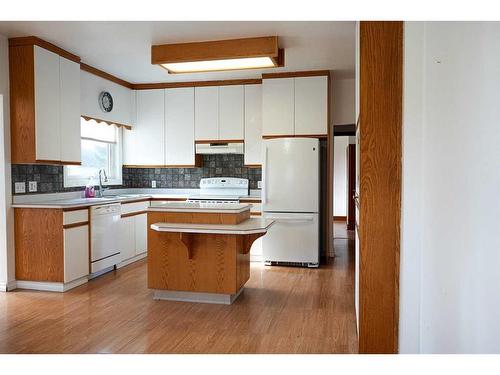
0, 233, 357, 354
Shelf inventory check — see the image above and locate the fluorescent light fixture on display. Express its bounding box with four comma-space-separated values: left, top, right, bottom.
152, 36, 283, 74
161, 56, 276, 74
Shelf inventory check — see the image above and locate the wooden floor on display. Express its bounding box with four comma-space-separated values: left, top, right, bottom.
0, 223, 357, 354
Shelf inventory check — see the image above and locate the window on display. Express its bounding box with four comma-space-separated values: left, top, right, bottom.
64, 117, 122, 187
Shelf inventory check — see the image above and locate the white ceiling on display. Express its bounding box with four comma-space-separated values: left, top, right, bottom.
0, 21, 355, 83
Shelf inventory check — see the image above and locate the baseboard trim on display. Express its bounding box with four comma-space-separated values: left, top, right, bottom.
16, 276, 88, 293
333, 216, 347, 221
116, 252, 147, 269
153, 286, 244, 305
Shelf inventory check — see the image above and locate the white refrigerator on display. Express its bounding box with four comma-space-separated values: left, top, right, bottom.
262, 138, 320, 267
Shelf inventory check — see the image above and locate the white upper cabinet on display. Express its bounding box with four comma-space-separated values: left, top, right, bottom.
195, 86, 219, 141
80, 70, 134, 126
133, 89, 165, 165
244, 84, 262, 166
34, 46, 61, 162
59, 56, 81, 163
262, 78, 295, 136
165, 87, 195, 166
219, 85, 244, 140
294, 76, 328, 135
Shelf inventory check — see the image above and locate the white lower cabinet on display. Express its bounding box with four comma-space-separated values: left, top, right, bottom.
134, 213, 148, 255
63, 225, 89, 283
119, 209, 148, 263
119, 216, 136, 261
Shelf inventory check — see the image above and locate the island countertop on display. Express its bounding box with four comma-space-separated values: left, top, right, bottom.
147, 202, 251, 214
150, 218, 274, 235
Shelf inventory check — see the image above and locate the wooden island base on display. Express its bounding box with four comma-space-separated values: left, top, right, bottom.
147, 208, 273, 304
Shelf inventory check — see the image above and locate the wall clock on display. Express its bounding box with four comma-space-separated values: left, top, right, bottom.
98, 91, 114, 113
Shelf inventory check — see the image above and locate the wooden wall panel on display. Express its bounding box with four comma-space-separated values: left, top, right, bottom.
359, 21, 403, 354
15, 208, 64, 282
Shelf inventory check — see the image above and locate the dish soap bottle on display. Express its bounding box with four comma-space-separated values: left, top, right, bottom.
84, 178, 96, 198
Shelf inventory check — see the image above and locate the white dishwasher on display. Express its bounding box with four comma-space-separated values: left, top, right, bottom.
90, 203, 122, 274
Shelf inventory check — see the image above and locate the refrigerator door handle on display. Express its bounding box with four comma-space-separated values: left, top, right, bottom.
265, 215, 315, 222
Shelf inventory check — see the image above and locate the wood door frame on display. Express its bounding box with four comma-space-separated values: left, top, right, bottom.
346, 144, 356, 231
358, 21, 403, 353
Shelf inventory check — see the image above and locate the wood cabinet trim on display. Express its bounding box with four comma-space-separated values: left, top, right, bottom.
121, 210, 148, 219
80, 62, 134, 89
195, 139, 244, 144
63, 221, 89, 229
244, 164, 262, 168
240, 199, 262, 203
81, 115, 132, 130
262, 134, 327, 139
262, 70, 331, 79
9, 36, 81, 63
150, 197, 187, 202
133, 79, 262, 90
62, 207, 88, 212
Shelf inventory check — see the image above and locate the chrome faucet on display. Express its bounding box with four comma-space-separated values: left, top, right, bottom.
98, 169, 108, 197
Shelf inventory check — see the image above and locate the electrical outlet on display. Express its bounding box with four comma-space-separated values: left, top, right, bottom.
28, 181, 37, 192
257, 181, 262, 189
15, 182, 26, 194
151, 180, 157, 188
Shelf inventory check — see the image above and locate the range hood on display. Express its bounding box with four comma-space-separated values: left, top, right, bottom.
195, 142, 244, 154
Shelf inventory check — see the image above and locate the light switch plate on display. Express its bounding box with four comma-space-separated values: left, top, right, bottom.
151, 180, 157, 188
28, 181, 37, 192
15, 182, 26, 194
257, 181, 262, 189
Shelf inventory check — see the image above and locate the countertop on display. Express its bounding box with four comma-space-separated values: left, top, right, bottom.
148, 202, 251, 214
11, 189, 262, 209
150, 218, 274, 235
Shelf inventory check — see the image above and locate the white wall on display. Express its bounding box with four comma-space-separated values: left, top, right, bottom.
80, 70, 134, 125
0, 34, 15, 291
400, 21, 500, 353
334, 136, 348, 217
332, 78, 355, 125
333, 135, 356, 217
399, 21, 425, 353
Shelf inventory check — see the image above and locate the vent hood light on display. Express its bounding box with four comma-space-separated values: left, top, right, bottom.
161, 56, 276, 74
152, 36, 284, 74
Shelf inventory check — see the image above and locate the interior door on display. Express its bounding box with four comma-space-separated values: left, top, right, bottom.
263, 138, 319, 213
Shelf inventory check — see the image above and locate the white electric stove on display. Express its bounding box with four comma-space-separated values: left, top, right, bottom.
187, 177, 249, 204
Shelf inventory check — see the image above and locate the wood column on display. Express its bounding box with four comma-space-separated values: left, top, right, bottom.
359, 21, 403, 354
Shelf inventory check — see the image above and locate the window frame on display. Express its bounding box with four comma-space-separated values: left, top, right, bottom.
63, 124, 123, 188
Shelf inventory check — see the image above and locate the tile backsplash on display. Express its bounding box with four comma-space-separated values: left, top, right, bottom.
123, 155, 261, 189
12, 154, 261, 195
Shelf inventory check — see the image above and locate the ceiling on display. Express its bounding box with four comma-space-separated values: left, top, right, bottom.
0, 21, 355, 83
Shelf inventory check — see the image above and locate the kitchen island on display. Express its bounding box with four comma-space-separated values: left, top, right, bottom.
147, 203, 273, 304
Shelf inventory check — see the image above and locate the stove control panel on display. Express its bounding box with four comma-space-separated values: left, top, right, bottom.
199, 177, 249, 190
